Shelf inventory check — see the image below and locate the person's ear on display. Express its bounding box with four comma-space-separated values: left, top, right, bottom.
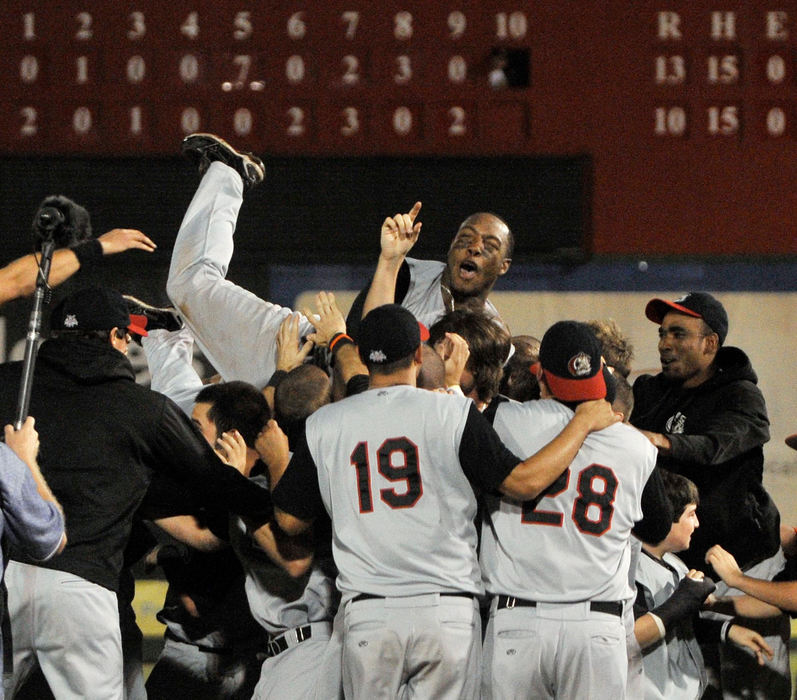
498, 257, 512, 276
703, 332, 719, 356
109, 327, 127, 353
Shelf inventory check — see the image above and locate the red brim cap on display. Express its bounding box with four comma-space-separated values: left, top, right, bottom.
418, 322, 430, 342
539, 366, 607, 402
128, 313, 148, 337
645, 299, 702, 325
786, 434, 797, 451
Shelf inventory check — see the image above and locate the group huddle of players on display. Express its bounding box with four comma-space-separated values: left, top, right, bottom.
0, 133, 793, 700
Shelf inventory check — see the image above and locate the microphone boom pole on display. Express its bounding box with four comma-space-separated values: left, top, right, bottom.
14, 238, 56, 429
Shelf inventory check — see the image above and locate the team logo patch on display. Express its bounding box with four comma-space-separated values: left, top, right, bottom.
674, 294, 691, 304
567, 352, 592, 377
64, 313, 79, 328
665, 411, 686, 434
369, 349, 387, 363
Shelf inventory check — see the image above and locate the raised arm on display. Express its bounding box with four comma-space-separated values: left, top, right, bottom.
0, 228, 155, 305
361, 201, 422, 319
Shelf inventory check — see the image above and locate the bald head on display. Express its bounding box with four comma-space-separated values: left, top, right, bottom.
445, 212, 513, 300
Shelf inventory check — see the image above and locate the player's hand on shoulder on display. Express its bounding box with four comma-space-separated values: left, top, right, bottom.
573, 399, 622, 433
98, 228, 156, 255
380, 201, 422, 261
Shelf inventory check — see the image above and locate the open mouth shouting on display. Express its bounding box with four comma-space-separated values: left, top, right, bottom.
457, 258, 481, 281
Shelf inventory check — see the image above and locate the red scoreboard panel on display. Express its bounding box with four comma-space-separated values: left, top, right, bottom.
1, 1, 796, 257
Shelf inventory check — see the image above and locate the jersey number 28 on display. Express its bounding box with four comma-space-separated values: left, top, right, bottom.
350, 438, 423, 513
521, 464, 618, 536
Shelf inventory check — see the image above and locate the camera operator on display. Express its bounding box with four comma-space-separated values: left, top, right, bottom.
0, 195, 155, 307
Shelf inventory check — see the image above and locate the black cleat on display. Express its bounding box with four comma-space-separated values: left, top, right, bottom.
181, 133, 265, 190
123, 295, 184, 334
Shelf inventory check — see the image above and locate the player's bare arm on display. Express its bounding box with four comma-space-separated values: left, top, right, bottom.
0, 228, 155, 305
499, 399, 621, 500
361, 201, 422, 318
245, 520, 314, 579
152, 514, 225, 552
707, 544, 797, 612
708, 593, 783, 619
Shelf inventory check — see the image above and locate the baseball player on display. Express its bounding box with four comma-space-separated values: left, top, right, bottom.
346, 201, 512, 335
264, 304, 619, 699
140, 320, 343, 699
166, 133, 313, 390
480, 320, 663, 700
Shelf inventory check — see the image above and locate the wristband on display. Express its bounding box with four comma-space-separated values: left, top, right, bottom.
721, 619, 733, 643
649, 612, 666, 640
71, 238, 103, 272
266, 370, 288, 389
329, 332, 354, 354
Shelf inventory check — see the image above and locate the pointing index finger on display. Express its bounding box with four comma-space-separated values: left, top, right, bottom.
408, 201, 422, 222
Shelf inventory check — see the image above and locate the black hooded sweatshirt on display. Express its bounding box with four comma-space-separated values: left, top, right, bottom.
631, 345, 778, 570
0, 337, 271, 591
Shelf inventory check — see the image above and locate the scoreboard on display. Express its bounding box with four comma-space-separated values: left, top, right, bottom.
1, 1, 797, 258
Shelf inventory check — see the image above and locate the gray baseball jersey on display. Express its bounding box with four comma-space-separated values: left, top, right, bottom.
272, 385, 520, 699
403, 258, 501, 330
480, 398, 657, 700
277, 385, 518, 601
635, 550, 706, 699
482, 398, 656, 603
229, 475, 340, 700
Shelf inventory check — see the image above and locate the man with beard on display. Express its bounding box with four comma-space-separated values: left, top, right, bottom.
346, 202, 513, 335
630, 292, 778, 571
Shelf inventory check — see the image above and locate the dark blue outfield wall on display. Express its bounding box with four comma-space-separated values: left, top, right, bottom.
268, 259, 797, 308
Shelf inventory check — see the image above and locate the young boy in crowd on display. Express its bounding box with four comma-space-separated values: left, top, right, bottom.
634, 471, 772, 699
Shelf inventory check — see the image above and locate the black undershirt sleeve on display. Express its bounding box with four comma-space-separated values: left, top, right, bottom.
346, 374, 370, 396
271, 431, 326, 523
458, 403, 521, 493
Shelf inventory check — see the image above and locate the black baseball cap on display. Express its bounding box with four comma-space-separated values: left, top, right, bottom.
50, 286, 148, 336
357, 304, 422, 366
645, 292, 728, 345
532, 321, 610, 402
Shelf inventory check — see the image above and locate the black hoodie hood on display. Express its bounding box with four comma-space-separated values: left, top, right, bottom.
709, 345, 758, 385
36, 337, 135, 385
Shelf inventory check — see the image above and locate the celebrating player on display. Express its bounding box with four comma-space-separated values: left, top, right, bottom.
480, 320, 664, 699
263, 304, 619, 699
346, 200, 513, 335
